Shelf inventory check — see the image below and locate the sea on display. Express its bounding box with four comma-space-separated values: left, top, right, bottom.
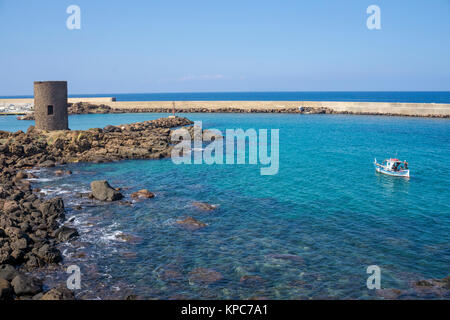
1, 91, 450, 103
0, 93, 449, 299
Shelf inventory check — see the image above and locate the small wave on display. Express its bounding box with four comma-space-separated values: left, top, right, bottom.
27, 178, 54, 182
99, 229, 128, 243
39, 187, 71, 195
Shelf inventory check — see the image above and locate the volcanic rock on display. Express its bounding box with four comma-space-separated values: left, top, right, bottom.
11, 274, 42, 296
90, 180, 123, 201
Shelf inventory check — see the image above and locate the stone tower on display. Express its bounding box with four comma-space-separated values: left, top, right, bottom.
34, 81, 69, 130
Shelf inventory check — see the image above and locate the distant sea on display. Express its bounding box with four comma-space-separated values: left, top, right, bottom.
2, 91, 450, 103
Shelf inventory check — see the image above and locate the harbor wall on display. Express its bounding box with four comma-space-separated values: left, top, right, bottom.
1, 98, 449, 117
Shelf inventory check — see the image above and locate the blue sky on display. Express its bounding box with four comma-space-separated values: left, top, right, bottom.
0, 0, 449, 95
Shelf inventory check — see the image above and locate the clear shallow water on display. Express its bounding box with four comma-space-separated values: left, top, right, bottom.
2, 91, 450, 103
2, 113, 450, 299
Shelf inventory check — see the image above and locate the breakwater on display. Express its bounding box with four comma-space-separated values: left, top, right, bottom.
3, 99, 450, 118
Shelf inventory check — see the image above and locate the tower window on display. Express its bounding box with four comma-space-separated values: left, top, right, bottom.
47, 105, 53, 115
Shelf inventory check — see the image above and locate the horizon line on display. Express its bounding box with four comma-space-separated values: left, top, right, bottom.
1, 90, 450, 98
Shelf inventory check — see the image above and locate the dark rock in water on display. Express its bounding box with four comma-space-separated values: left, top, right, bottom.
188, 268, 223, 285
90, 180, 123, 201
41, 287, 75, 300
176, 217, 207, 230
55, 170, 72, 176
411, 276, 450, 297
114, 233, 142, 244
192, 201, 217, 211
131, 189, 155, 200
159, 269, 183, 282
375, 275, 450, 299
53, 226, 79, 242
0, 278, 13, 300
11, 274, 42, 296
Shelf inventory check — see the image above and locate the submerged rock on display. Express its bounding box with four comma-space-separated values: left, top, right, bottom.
159, 269, 183, 282
131, 189, 155, 200
90, 180, 123, 201
54, 170, 72, 176
240, 275, 265, 287
375, 288, 403, 300
176, 217, 207, 230
188, 268, 223, 285
192, 202, 217, 211
114, 233, 141, 243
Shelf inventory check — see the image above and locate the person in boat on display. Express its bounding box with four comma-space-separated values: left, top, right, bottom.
404, 161, 408, 169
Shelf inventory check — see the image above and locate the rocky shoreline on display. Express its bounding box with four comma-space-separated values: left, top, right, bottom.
17, 102, 450, 119
0, 116, 197, 300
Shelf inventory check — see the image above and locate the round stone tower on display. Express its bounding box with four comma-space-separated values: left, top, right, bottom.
34, 81, 69, 130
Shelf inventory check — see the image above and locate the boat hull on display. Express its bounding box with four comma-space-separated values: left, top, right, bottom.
375, 166, 410, 177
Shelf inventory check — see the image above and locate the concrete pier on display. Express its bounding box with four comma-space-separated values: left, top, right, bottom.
1, 98, 449, 117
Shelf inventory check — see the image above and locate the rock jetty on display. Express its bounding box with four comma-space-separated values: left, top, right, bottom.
16, 102, 450, 119
3, 116, 193, 166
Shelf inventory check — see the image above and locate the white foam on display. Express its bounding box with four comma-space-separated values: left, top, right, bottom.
39, 187, 70, 195
27, 178, 54, 182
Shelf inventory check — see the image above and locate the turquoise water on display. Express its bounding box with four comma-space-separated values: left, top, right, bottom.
2, 91, 450, 103
2, 113, 450, 299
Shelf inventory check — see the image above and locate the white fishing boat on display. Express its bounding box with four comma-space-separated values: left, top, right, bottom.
374, 158, 410, 178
